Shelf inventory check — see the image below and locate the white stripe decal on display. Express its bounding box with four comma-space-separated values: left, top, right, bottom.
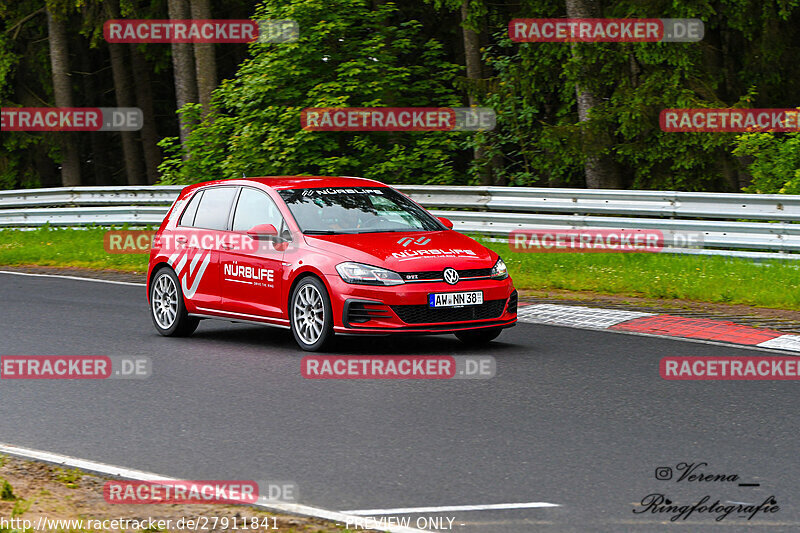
181, 251, 210, 299
189, 250, 202, 274
173, 253, 188, 275
343, 501, 561, 515
518, 303, 653, 329
0, 443, 425, 533
166, 250, 180, 267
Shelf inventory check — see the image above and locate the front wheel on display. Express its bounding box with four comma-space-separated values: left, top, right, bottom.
150, 267, 199, 337
290, 277, 334, 351
455, 327, 502, 345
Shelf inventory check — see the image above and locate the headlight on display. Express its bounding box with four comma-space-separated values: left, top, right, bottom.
491, 258, 508, 280
336, 262, 405, 286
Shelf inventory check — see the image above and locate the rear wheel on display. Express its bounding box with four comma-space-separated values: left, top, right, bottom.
455, 327, 502, 345
150, 267, 199, 337
290, 277, 334, 351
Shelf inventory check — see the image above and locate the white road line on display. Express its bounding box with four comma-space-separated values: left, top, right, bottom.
0, 443, 425, 533
0, 270, 145, 287
343, 502, 561, 515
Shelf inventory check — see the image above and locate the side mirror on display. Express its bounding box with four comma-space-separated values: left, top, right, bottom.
246, 224, 279, 240
437, 216, 454, 230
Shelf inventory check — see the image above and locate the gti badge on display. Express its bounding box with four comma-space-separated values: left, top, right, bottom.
443, 267, 459, 285
397, 236, 431, 247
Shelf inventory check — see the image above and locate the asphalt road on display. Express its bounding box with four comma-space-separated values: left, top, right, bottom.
0, 271, 798, 532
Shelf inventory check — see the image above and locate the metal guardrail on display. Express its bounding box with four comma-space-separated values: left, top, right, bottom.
1, 185, 799, 259
0, 186, 182, 209
397, 186, 800, 221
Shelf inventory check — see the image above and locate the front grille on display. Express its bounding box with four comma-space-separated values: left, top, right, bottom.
460, 268, 493, 278
346, 302, 391, 324
401, 268, 492, 282
508, 290, 518, 314
392, 299, 505, 324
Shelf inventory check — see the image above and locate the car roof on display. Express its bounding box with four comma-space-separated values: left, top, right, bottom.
185, 176, 388, 192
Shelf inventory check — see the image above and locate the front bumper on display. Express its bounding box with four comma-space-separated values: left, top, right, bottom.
325, 274, 518, 334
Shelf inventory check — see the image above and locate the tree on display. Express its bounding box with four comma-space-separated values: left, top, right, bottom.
46, 7, 81, 186
734, 133, 800, 194
104, 0, 146, 185
131, 47, 162, 184
190, 0, 217, 119
460, 0, 491, 185
159, 0, 464, 186
564, 0, 621, 188
168, 0, 198, 153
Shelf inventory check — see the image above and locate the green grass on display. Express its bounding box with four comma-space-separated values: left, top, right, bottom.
52, 467, 82, 488
0, 227, 797, 309
0, 477, 15, 501
482, 239, 800, 309
0, 227, 149, 272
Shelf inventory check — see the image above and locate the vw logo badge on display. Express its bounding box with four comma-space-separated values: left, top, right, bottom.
443, 267, 459, 285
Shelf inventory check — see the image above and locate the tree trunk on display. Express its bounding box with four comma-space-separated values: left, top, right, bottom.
190, 0, 217, 119
460, 0, 490, 185
106, 42, 145, 184
104, 0, 146, 185
46, 9, 81, 187
565, 0, 621, 188
131, 47, 162, 184
78, 36, 111, 186
168, 0, 198, 153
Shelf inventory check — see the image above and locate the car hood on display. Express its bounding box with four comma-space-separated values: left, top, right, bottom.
303, 231, 497, 272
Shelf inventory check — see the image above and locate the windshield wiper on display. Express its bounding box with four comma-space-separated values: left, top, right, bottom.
303, 230, 365, 235
354, 229, 409, 234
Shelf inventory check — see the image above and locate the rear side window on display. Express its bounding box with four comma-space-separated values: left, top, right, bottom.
191, 187, 237, 230
178, 191, 202, 227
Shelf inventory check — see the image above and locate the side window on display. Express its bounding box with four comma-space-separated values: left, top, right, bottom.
178, 191, 202, 227
232, 187, 285, 232
192, 187, 237, 230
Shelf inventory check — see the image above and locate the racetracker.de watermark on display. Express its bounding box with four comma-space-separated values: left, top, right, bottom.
103, 480, 298, 504
509, 18, 704, 42
301, 107, 496, 131
660, 109, 800, 132
0, 356, 151, 379
104, 229, 291, 255
1, 107, 142, 131
104, 19, 298, 43
105, 230, 155, 254
509, 229, 704, 253
301, 356, 495, 379
660, 357, 800, 380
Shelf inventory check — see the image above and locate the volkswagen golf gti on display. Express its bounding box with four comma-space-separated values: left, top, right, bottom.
147, 176, 517, 351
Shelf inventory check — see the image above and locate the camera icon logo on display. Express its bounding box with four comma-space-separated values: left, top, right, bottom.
655, 467, 673, 480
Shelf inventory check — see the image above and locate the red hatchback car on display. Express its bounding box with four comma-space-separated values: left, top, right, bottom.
147, 177, 517, 351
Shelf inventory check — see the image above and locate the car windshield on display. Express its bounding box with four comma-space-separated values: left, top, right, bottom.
278, 186, 443, 234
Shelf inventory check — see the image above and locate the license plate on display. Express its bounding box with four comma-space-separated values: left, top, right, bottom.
428, 291, 483, 308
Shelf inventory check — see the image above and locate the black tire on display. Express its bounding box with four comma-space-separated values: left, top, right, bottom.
150, 267, 199, 337
290, 276, 334, 352
455, 327, 502, 345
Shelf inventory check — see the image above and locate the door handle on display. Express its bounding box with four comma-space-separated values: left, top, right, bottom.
175, 236, 187, 244
220, 243, 234, 250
